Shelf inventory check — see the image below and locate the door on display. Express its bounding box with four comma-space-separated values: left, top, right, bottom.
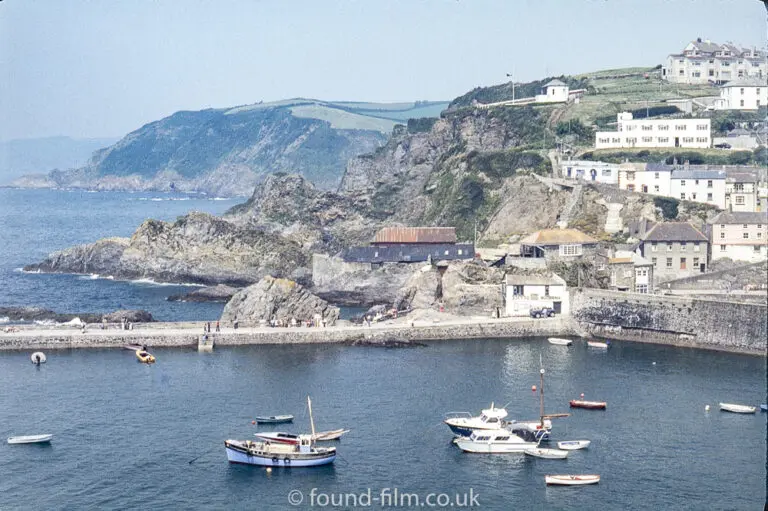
675, 137, 680, 147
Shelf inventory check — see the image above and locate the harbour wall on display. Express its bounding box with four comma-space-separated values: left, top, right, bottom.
570, 288, 767, 355
0, 317, 577, 351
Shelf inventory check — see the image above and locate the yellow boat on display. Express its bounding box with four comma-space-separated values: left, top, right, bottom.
136, 350, 156, 364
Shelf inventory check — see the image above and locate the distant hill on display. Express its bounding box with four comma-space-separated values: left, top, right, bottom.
11, 99, 449, 196
0, 136, 118, 184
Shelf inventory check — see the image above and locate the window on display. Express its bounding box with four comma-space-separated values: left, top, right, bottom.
743, 224, 748, 229
457, 249, 463, 255
374, 251, 379, 257
707, 193, 713, 201
759, 225, 763, 229
740, 100, 744, 107
721, 244, 727, 251
667, 242, 673, 251
627, 171, 635, 180
680, 258, 687, 270
735, 196, 745, 205
693, 242, 700, 252
693, 257, 699, 267
755, 246, 762, 253
512, 285, 523, 296
642, 137, 652, 143
720, 224, 725, 229
560, 244, 582, 256
651, 242, 658, 252
680, 180, 686, 186
654, 172, 660, 179
757, 232, 762, 239
691, 193, 697, 200
743, 232, 749, 239
636, 284, 648, 294
695, 180, 699, 185
707, 180, 713, 188
675, 125, 687, 131
651, 257, 657, 267
734, 184, 744, 191
680, 242, 687, 252
709, 70, 715, 77
697, 124, 708, 130
627, 184, 635, 192
445, 250, 449, 255
720, 232, 725, 239
544, 285, 550, 297
740, 88, 745, 94
612, 137, 620, 143
602, 169, 612, 177
666, 258, 673, 268
658, 137, 669, 143
642, 125, 653, 131
658, 125, 669, 131
681, 193, 686, 199
683, 137, 694, 143
654, 185, 660, 192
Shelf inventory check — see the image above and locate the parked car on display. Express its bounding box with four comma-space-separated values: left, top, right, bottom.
714, 142, 732, 149
529, 307, 555, 318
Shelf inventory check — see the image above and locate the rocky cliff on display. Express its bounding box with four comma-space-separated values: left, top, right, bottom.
221, 276, 339, 325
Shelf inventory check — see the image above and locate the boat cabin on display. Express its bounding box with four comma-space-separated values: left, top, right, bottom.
479, 407, 508, 425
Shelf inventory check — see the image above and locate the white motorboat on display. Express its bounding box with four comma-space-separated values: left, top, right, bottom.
453, 428, 541, 454
719, 403, 757, 414
587, 341, 609, 349
547, 338, 573, 346
545, 474, 600, 486
557, 440, 591, 450
444, 404, 509, 437
525, 447, 568, 459
8, 434, 53, 444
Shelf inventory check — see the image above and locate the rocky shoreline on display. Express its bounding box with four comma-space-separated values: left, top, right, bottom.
0, 307, 154, 325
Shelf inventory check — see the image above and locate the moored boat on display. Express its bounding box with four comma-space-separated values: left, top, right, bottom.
30, 352, 47, 365
525, 447, 568, 459
548, 338, 573, 346
557, 440, 591, 450
224, 438, 336, 467
8, 434, 53, 444
545, 474, 600, 486
719, 403, 756, 414
444, 404, 509, 437
255, 415, 294, 424
760, 404, 767, 412
569, 400, 606, 410
136, 350, 155, 364
587, 341, 609, 349
454, 428, 541, 454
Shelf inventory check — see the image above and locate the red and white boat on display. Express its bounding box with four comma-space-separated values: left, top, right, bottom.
569, 400, 606, 410
545, 474, 600, 486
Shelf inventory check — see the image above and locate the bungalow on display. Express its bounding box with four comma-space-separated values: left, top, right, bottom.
520, 229, 598, 260
504, 273, 569, 316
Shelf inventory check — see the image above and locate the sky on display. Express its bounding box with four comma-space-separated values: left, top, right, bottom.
0, 0, 766, 141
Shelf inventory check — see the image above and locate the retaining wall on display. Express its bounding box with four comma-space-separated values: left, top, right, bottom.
570, 288, 767, 355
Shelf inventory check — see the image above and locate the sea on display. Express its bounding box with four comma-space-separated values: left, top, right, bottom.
0, 188, 766, 510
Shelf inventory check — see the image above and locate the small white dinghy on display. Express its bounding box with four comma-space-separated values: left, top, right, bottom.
525, 447, 568, 459
557, 440, 591, 450
719, 403, 757, 414
587, 341, 609, 349
8, 434, 53, 444
545, 474, 600, 486
547, 338, 573, 346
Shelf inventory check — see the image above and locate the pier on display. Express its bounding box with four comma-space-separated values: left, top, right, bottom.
0, 316, 575, 351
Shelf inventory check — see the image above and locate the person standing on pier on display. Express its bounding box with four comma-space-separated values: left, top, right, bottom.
215, 321, 220, 332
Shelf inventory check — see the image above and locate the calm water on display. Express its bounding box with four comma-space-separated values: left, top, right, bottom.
0, 339, 765, 510
0, 189, 242, 321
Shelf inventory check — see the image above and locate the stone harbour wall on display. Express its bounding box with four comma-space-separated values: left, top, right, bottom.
570, 288, 767, 355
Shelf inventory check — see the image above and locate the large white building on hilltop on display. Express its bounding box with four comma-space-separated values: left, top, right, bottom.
714, 78, 767, 110
595, 113, 711, 150
662, 38, 766, 85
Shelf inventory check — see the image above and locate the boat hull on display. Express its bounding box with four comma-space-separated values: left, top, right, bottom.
557, 440, 590, 450
525, 448, 568, 459
225, 444, 335, 467
545, 475, 600, 486
719, 403, 756, 414
587, 342, 609, 349
255, 416, 294, 424
454, 438, 539, 454
547, 338, 573, 346
761, 404, 767, 412
8, 434, 53, 444
569, 400, 606, 410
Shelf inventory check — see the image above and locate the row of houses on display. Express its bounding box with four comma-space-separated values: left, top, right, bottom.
560, 160, 767, 212
662, 38, 766, 86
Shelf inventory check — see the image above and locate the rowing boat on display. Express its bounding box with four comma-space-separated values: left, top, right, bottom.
569, 400, 606, 410
8, 434, 53, 444
525, 448, 568, 459
547, 338, 573, 346
545, 474, 600, 486
556, 440, 590, 450
719, 403, 756, 414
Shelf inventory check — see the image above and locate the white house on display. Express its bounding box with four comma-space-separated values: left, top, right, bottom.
662, 39, 767, 85
715, 79, 767, 110
535, 80, 569, 104
595, 112, 711, 150
560, 160, 619, 184
504, 273, 569, 316
617, 162, 672, 196
708, 211, 768, 262
725, 172, 759, 212
669, 169, 727, 209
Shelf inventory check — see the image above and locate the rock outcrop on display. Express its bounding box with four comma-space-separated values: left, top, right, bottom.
26, 212, 309, 286
102, 309, 154, 323
221, 276, 339, 325
166, 284, 240, 303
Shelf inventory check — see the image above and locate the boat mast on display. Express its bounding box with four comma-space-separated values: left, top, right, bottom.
308, 396, 316, 440
539, 354, 545, 427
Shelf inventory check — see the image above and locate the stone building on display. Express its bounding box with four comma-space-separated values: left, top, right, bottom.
608, 251, 655, 294
504, 273, 569, 316
637, 222, 709, 282
341, 227, 474, 264
519, 229, 598, 260
708, 211, 768, 262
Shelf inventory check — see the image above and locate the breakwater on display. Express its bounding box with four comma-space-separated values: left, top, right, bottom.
570, 288, 767, 355
0, 316, 576, 351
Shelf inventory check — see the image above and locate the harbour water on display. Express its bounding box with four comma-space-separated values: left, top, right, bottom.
0, 338, 765, 510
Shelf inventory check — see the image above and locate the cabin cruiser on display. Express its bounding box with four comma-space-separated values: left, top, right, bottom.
444, 404, 552, 441
453, 428, 541, 454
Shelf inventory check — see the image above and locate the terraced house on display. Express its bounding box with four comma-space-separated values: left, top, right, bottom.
662, 38, 766, 84
708, 211, 768, 262
637, 223, 709, 282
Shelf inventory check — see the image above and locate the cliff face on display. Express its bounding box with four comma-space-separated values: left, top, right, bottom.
17, 106, 387, 196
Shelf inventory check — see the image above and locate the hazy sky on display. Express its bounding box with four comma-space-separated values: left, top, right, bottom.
1, 0, 765, 141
